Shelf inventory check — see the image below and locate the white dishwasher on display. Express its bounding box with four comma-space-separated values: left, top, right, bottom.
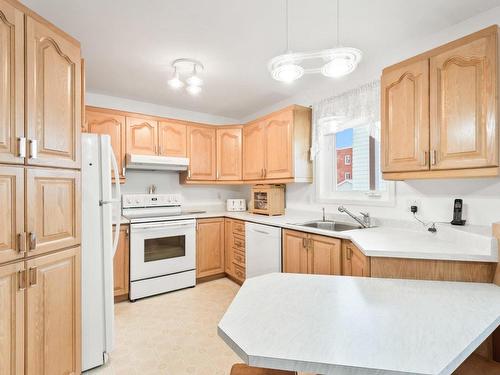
245, 222, 282, 278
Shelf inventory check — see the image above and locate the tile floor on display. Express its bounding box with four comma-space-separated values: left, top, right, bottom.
86, 278, 241, 375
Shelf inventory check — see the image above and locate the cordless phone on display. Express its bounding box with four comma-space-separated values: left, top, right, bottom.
450, 199, 466, 226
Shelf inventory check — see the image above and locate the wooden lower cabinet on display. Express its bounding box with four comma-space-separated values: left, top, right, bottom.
196, 218, 225, 279
26, 247, 81, 375
113, 224, 129, 301
0, 247, 81, 375
224, 218, 246, 284
0, 261, 25, 375
283, 230, 341, 275
342, 241, 371, 277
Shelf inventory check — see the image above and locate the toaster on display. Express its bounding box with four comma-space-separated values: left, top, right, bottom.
226, 199, 246, 212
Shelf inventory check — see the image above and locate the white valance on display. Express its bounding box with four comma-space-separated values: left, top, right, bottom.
311, 80, 380, 158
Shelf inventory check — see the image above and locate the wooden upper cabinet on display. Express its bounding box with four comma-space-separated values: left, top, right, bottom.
126, 117, 158, 155
26, 16, 81, 169
26, 168, 81, 257
0, 166, 24, 264
196, 218, 224, 278
243, 121, 266, 180
309, 235, 341, 276
158, 120, 187, 157
26, 247, 81, 375
187, 125, 216, 180
264, 111, 293, 179
381, 59, 430, 172
430, 27, 498, 170
85, 109, 126, 180
217, 127, 242, 180
0, 261, 24, 375
283, 230, 309, 274
0, 0, 24, 164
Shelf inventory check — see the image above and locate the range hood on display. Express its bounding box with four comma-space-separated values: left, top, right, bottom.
125, 154, 189, 171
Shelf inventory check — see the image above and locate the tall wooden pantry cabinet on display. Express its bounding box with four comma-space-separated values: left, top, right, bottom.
0, 0, 82, 374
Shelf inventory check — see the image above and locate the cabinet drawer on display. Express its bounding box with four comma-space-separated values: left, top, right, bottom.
233, 263, 245, 282
233, 249, 245, 267
232, 234, 245, 250
232, 221, 245, 235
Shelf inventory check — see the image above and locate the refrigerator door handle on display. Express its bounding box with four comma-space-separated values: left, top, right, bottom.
110, 150, 121, 256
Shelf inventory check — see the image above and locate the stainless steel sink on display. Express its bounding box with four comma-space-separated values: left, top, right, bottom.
297, 220, 362, 232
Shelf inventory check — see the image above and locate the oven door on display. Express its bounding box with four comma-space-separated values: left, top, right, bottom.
130, 219, 196, 281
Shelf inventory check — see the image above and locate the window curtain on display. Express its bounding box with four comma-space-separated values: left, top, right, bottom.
311, 80, 380, 159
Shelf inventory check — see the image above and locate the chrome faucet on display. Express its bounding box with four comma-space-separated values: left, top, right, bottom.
322, 207, 326, 222
338, 205, 371, 228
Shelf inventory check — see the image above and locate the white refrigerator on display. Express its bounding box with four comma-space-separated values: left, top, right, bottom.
81, 134, 121, 371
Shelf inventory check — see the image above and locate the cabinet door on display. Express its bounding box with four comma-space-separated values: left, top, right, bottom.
282, 230, 308, 274
196, 218, 224, 278
125, 117, 158, 155
26, 16, 81, 169
0, 0, 23, 164
430, 29, 498, 170
265, 111, 293, 179
26, 168, 81, 257
113, 225, 129, 298
0, 261, 24, 375
158, 120, 187, 157
26, 247, 81, 375
242, 121, 266, 180
309, 235, 341, 275
224, 219, 234, 276
381, 59, 430, 172
217, 127, 242, 180
187, 125, 216, 180
0, 166, 24, 264
342, 241, 370, 277
85, 110, 126, 180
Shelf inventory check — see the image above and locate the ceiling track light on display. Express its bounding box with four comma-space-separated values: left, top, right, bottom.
268, 0, 362, 82
168, 58, 204, 95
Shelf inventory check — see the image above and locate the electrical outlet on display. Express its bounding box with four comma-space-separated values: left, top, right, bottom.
407, 199, 421, 213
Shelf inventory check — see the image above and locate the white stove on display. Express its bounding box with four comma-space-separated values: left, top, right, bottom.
122, 194, 196, 300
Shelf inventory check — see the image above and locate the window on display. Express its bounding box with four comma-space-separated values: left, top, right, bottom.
315, 119, 394, 205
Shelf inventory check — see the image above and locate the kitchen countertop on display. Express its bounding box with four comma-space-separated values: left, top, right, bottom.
119, 210, 499, 262
218, 273, 500, 375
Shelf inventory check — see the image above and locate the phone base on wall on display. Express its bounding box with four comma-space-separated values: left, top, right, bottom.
451, 219, 466, 226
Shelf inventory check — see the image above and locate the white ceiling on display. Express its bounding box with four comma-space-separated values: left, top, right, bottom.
23, 0, 500, 120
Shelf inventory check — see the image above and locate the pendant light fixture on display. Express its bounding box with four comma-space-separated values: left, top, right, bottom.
167, 58, 204, 95
268, 0, 362, 82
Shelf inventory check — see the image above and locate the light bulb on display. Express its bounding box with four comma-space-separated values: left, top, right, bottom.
186, 85, 201, 95
271, 63, 304, 83
168, 68, 184, 89
321, 48, 362, 78
186, 74, 203, 86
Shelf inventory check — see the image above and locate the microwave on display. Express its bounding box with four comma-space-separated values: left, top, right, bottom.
249, 184, 285, 216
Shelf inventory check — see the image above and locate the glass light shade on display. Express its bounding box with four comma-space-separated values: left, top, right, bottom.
271, 63, 304, 83
321, 48, 362, 78
186, 74, 203, 86
168, 77, 184, 89
186, 85, 202, 95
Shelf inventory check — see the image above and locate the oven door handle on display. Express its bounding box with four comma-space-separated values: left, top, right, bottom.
131, 221, 196, 230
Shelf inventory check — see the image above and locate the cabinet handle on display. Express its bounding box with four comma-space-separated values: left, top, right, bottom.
122, 167, 126, 177
264, 168, 267, 177
159, 146, 163, 155
302, 238, 307, 248
346, 247, 352, 260
29, 139, 38, 159
28, 232, 37, 251
422, 151, 428, 167
431, 150, 437, 166
29, 267, 38, 287
18, 137, 26, 158
216, 170, 219, 180
17, 233, 26, 254
18, 270, 26, 290
308, 238, 313, 250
